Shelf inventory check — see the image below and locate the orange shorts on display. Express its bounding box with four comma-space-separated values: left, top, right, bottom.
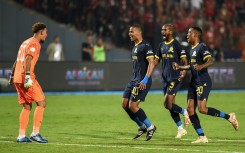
14, 80, 45, 104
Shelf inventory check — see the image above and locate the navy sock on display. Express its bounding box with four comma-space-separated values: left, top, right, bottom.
172, 104, 185, 115
135, 108, 151, 128
190, 114, 204, 136
169, 110, 182, 127
125, 108, 143, 126
207, 107, 230, 120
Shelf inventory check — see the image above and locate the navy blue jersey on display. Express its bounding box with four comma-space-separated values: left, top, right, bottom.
131, 40, 154, 82
155, 39, 186, 82
189, 42, 212, 85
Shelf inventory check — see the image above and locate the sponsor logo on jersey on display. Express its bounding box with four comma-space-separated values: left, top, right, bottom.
147, 50, 153, 54
132, 56, 138, 60
203, 51, 210, 55
181, 50, 186, 54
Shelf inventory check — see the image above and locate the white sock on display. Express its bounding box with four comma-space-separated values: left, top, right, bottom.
147, 124, 154, 131
178, 125, 184, 130
17, 135, 25, 139
183, 109, 188, 116
31, 132, 37, 136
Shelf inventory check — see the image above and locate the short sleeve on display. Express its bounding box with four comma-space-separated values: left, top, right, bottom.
175, 41, 186, 59
155, 43, 162, 60
144, 43, 154, 59
201, 43, 212, 61
26, 42, 38, 57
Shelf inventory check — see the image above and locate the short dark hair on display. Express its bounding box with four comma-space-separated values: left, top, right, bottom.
131, 24, 143, 32
191, 26, 202, 38
163, 24, 174, 32
32, 22, 46, 33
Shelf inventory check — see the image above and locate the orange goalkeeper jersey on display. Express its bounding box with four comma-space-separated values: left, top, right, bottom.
14, 37, 41, 83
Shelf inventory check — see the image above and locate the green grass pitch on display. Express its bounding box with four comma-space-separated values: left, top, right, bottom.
0, 92, 244, 153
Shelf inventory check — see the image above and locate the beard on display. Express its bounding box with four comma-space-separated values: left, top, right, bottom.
40, 40, 45, 43
163, 34, 169, 41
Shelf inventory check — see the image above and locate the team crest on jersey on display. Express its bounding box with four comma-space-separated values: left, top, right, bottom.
168, 47, 174, 53
30, 47, 36, 52
134, 48, 137, 53
192, 51, 196, 56
181, 50, 186, 54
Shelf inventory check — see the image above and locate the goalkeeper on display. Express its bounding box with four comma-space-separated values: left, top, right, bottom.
9, 22, 48, 143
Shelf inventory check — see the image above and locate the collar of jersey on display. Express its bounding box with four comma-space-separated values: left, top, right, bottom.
32, 37, 39, 43
164, 39, 174, 44
192, 42, 200, 49
135, 40, 142, 46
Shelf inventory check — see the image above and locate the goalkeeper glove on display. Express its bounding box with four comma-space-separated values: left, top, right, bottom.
24, 72, 33, 88
141, 76, 149, 84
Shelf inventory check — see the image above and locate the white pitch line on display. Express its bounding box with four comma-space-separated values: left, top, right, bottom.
119, 137, 245, 143
0, 140, 244, 153
76, 137, 245, 143
181, 138, 245, 143
177, 139, 245, 142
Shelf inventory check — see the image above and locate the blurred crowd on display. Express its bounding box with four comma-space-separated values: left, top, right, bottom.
15, 0, 245, 60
